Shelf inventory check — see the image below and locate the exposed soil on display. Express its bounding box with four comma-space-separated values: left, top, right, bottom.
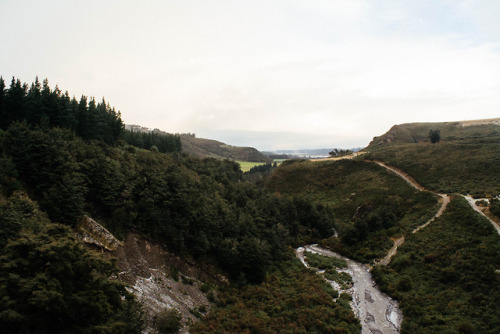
376, 236, 405, 266
110, 234, 226, 333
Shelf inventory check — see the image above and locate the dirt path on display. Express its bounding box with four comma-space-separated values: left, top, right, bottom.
375, 236, 405, 266
372, 161, 425, 191
463, 196, 500, 234
412, 194, 450, 233
310, 151, 367, 162
370, 161, 450, 265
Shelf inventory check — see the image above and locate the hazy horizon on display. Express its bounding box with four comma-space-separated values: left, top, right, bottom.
2, 0, 500, 150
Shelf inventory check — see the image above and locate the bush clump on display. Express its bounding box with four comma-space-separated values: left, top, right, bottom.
155, 309, 182, 334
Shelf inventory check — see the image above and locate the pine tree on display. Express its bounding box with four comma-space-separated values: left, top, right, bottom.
0, 77, 6, 124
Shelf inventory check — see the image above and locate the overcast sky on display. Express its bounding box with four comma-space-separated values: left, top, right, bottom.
1, 0, 499, 150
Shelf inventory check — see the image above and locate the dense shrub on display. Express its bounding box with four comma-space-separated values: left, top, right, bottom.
155, 309, 182, 334
372, 196, 500, 333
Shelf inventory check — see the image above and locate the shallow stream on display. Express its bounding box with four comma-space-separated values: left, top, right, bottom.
297, 245, 402, 334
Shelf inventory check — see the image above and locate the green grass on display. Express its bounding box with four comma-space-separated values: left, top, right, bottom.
367, 121, 500, 149
363, 120, 500, 196
236, 161, 268, 172
362, 142, 500, 196
304, 252, 353, 289
266, 159, 439, 262
372, 196, 500, 333
304, 251, 347, 270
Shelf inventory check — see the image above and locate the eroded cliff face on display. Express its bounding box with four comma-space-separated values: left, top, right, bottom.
76, 216, 124, 251
77, 217, 224, 333
112, 234, 218, 333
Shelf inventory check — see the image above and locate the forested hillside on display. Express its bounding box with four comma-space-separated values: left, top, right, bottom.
0, 77, 123, 145
4, 77, 497, 333
0, 77, 358, 332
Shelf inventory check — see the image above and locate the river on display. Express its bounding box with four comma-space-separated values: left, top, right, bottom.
297, 245, 403, 334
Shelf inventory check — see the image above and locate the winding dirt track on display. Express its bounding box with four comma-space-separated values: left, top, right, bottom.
369, 161, 450, 265
463, 195, 500, 234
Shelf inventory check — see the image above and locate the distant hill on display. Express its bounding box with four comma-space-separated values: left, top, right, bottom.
180, 134, 271, 162
362, 118, 500, 196
367, 118, 500, 148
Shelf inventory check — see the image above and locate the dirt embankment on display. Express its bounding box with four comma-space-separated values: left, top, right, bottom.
110, 234, 225, 333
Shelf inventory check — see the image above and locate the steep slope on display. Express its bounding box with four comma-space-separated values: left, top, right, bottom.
112, 234, 222, 333
180, 134, 271, 162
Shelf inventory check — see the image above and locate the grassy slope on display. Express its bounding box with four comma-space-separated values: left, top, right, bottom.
367, 120, 500, 148
363, 120, 500, 196
362, 142, 500, 196
266, 159, 439, 262
372, 196, 500, 333
180, 135, 270, 162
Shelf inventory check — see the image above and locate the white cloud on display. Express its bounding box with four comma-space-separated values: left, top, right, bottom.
1, 0, 499, 150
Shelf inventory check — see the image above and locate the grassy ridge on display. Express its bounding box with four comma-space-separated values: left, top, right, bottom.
266, 159, 439, 262
180, 135, 271, 162
372, 196, 500, 333
362, 142, 500, 196
367, 121, 500, 148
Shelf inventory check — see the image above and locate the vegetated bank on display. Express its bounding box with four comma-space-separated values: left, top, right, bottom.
265, 159, 439, 262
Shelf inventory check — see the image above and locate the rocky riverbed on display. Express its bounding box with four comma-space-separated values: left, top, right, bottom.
297, 245, 403, 334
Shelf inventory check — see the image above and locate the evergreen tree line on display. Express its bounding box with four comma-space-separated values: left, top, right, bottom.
247, 162, 277, 174
0, 121, 336, 284
0, 77, 123, 144
123, 130, 181, 153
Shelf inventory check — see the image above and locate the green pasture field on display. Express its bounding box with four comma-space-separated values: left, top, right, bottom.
236, 161, 268, 172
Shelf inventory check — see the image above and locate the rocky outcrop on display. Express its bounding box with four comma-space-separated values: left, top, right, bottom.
76, 216, 123, 251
